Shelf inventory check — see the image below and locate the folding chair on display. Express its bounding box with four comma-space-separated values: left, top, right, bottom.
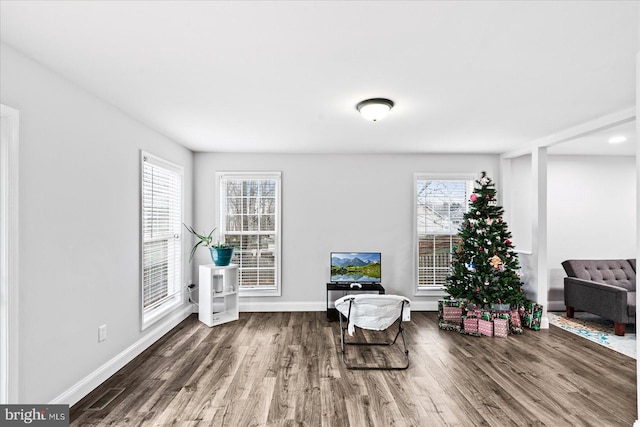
335, 294, 410, 370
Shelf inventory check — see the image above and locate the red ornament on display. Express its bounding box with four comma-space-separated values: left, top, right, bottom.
470, 193, 478, 202
505, 239, 512, 247
478, 247, 483, 251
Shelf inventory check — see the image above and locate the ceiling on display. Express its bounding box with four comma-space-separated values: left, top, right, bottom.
547, 119, 636, 156
0, 1, 637, 155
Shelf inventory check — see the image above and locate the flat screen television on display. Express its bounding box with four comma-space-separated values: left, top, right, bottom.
330, 252, 381, 284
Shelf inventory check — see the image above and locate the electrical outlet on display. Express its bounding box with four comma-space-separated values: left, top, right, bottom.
98, 324, 107, 342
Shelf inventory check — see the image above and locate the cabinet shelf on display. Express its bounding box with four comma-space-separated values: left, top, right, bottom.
212, 290, 237, 297
199, 264, 239, 327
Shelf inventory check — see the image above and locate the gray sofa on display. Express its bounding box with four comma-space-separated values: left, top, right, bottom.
562, 259, 636, 336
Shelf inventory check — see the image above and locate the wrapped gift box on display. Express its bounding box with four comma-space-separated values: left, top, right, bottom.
478, 319, 493, 337
443, 306, 463, 322
438, 299, 465, 330
493, 317, 509, 338
463, 316, 479, 333
439, 321, 461, 332
523, 303, 543, 330
509, 309, 523, 334
461, 316, 480, 336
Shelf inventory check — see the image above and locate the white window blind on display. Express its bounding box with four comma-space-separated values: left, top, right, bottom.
218, 172, 281, 296
141, 153, 183, 326
416, 176, 474, 289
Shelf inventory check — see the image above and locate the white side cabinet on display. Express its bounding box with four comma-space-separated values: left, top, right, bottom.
198, 264, 239, 327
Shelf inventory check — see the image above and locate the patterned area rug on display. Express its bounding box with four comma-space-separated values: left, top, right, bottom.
548, 311, 636, 359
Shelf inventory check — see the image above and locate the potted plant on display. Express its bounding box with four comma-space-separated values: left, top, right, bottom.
184, 225, 234, 266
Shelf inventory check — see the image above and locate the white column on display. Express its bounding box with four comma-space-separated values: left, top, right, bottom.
532, 146, 549, 329
0, 104, 20, 404
634, 50, 640, 427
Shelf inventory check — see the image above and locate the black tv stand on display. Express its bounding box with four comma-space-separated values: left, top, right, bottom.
326, 282, 385, 321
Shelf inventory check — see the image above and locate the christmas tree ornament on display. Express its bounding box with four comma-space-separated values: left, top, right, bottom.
489, 255, 502, 269
470, 193, 478, 202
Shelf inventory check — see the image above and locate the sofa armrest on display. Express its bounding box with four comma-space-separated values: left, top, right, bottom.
564, 277, 630, 323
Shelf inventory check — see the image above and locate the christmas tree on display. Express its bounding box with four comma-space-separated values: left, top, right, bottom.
446, 172, 526, 307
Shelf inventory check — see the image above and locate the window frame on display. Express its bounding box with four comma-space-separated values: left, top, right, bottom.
216, 171, 282, 297
140, 151, 184, 330
414, 172, 477, 296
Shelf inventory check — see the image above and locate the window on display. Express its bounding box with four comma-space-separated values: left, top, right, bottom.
218, 172, 281, 296
141, 152, 183, 329
415, 174, 474, 291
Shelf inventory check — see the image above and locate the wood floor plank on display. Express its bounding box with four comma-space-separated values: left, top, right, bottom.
70, 312, 637, 426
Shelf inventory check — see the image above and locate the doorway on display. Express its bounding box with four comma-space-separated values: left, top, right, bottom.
0, 104, 19, 403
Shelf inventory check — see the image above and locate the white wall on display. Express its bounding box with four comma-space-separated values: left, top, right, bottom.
506, 154, 533, 252
547, 154, 636, 309
193, 152, 499, 310
502, 154, 538, 301
0, 44, 194, 404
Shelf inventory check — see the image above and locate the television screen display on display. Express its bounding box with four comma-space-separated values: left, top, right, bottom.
330, 252, 381, 283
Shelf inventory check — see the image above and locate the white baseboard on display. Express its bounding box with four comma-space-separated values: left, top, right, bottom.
197, 300, 439, 313
230, 300, 439, 312
408, 300, 439, 311
191, 301, 327, 313
228, 300, 439, 313
540, 316, 549, 329
50, 305, 193, 407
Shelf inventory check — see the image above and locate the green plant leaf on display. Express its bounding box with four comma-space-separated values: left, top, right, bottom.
188, 240, 204, 262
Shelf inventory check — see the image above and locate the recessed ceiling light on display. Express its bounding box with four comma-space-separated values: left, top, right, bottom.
356, 98, 394, 122
608, 135, 627, 144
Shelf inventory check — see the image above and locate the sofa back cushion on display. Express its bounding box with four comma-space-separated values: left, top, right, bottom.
562, 259, 636, 291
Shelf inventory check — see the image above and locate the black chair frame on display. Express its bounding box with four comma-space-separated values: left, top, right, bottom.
338, 296, 409, 370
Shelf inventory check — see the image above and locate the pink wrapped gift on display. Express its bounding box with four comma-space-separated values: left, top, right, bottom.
510, 310, 521, 327
493, 318, 508, 338
478, 319, 493, 337
509, 309, 523, 334
443, 306, 463, 322
463, 317, 479, 333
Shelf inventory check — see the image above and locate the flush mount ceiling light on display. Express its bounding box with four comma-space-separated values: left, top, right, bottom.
608, 135, 627, 144
356, 98, 394, 122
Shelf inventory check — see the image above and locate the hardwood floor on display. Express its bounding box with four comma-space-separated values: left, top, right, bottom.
70, 312, 637, 426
